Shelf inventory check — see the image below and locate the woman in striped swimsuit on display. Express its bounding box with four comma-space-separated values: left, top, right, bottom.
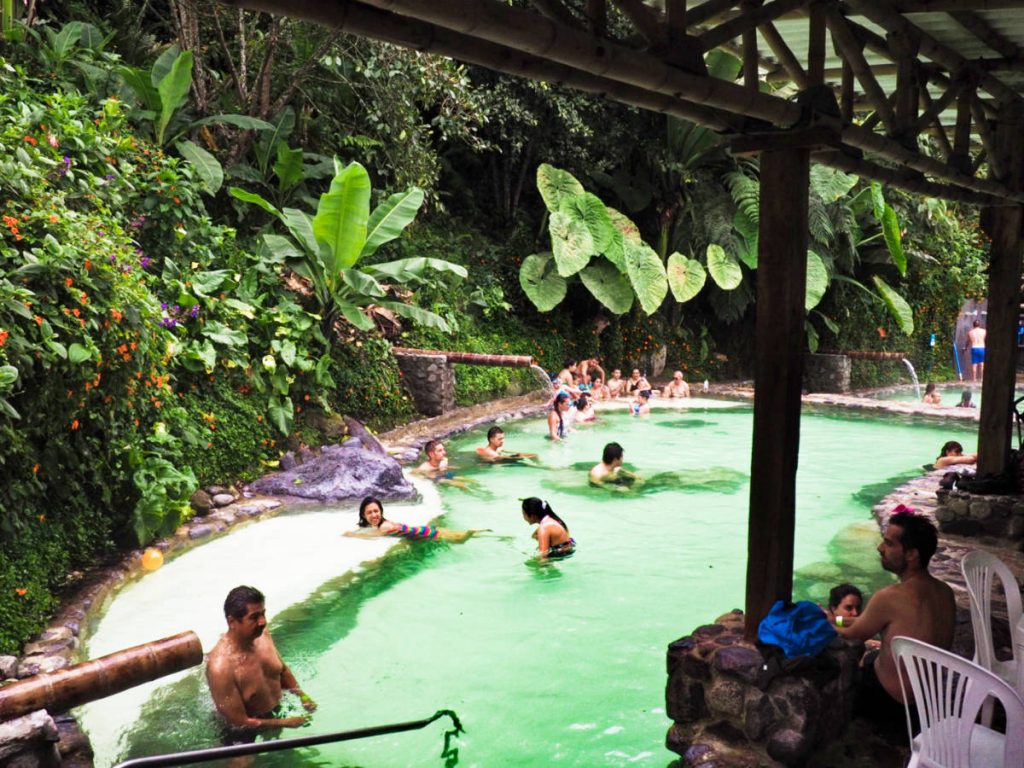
345, 496, 488, 543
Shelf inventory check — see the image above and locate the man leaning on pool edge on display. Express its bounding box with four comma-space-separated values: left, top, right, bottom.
827, 507, 955, 730
206, 585, 317, 745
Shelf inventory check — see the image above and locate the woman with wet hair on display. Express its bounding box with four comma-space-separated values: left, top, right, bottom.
548, 391, 573, 440
934, 440, 976, 469
346, 496, 488, 543
521, 497, 575, 559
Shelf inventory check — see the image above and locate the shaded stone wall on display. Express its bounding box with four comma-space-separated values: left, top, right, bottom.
394, 353, 455, 416
935, 488, 1024, 541
803, 354, 850, 394
665, 610, 862, 767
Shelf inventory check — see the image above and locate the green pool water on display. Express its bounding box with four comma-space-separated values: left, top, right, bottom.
870, 383, 986, 407
86, 400, 975, 767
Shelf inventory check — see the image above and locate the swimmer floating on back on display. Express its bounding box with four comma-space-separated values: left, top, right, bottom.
344, 496, 489, 543
521, 497, 575, 559
475, 426, 537, 463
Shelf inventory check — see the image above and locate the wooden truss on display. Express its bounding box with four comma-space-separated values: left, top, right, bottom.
219, 0, 1024, 205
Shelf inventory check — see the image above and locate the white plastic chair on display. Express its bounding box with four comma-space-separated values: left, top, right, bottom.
960, 550, 1023, 695
892, 636, 1024, 768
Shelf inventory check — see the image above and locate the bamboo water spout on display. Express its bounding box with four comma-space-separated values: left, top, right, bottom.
391, 347, 535, 368
821, 350, 909, 361
0, 631, 202, 721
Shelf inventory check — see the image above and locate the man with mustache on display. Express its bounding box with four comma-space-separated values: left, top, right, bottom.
207, 585, 316, 749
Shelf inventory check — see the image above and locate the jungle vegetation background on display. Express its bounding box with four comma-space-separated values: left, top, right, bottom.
0, 0, 988, 652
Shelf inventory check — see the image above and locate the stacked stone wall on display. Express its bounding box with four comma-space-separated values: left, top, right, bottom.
394, 353, 455, 416
665, 610, 862, 767
935, 488, 1024, 541
803, 354, 850, 394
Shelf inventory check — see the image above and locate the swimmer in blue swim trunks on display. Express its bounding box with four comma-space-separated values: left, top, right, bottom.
521, 497, 575, 559
345, 496, 489, 543
967, 320, 986, 381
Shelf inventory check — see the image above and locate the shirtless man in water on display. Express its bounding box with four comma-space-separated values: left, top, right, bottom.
589, 442, 639, 487
207, 586, 316, 750
416, 439, 448, 476
829, 508, 955, 726
475, 426, 536, 462
663, 371, 691, 398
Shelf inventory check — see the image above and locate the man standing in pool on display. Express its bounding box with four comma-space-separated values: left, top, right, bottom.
589, 442, 640, 487
967, 319, 986, 381
207, 586, 316, 745
828, 508, 955, 729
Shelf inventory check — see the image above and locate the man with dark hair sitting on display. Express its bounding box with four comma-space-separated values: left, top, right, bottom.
829, 507, 955, 733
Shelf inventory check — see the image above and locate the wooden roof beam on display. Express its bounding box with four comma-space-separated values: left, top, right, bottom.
528, 0, 583, 28
759, 19, 809, 89
587, 0, 607, 36
919, 88, 954, 159
949, 10, 1022, 60
338, 0, 1022, 201
971, 94, 1005, 177
826, 5, 897, 132
889, 0, 1024, 11
611, 0, 665, 45
216, 0, 743, 132
684, 0, 739, 29
841, 0, 1020, 103
813, 149, 998, 204
698, 0, 809, 52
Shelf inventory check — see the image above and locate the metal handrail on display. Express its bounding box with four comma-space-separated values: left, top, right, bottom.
111, 709, 464, 768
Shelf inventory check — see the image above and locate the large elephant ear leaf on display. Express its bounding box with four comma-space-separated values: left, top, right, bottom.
520, 252, 568, 312
607, 206, 642, 244
624, 240, 669, 315
580, 258, 634, 314
805, 250, 829, 311
537, 164, 585, 213
560, 192, 616, 256
549, 210, 595, 277
881, 204, 907, 276
706, 243, 743, 290
872, 275, 914, 335
666, 252, 706, 303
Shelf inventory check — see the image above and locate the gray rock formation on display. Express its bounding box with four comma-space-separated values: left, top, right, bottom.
247, 440, 416, 502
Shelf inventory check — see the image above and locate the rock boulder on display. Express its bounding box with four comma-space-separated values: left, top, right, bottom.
247, 440, 416, 502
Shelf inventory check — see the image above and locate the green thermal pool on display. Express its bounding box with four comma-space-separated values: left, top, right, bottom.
77, 399, 975, 767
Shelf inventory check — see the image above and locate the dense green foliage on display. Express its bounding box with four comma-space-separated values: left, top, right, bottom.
0, 5, 992, 656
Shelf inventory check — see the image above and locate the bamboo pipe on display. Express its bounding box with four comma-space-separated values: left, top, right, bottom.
819, 349, 909, 360
392, 347, 535, 368
0, 631, 202, 721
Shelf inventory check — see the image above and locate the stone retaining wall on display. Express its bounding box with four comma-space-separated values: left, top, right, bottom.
394, 352, 455, 416
803, 354, 851, 394
665, 610, 861, 767
935, 487, 1024, 541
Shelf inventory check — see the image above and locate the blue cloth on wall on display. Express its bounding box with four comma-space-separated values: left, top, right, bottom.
757, 599, 837, 658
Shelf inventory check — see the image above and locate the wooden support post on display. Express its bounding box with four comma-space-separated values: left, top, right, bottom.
951, 85, 973, 174
743, 146, 809, 640
978, 98, 1024, 476
888, 27, 920, 145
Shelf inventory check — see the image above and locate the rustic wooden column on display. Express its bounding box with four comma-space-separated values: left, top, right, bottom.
744, 146, 810, 639
978, 98, 1024, 476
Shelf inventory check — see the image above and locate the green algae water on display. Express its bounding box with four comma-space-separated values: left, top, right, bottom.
81, 400, 974, 767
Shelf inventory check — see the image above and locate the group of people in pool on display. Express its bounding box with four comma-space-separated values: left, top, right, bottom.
547, 358, 695, 440
921, 382, 977, 408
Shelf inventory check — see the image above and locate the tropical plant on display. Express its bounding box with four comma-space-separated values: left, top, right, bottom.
231, 159, 467, 337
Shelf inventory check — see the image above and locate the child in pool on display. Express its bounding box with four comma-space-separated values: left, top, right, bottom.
344, 496, 489, 543
629, 389, 652, 416
575, 392, 596, 422
521, 497, 575, 559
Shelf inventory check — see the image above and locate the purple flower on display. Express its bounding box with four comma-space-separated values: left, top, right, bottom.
139, 255, 151, 269
161, 317, 177, 329
108, 254, 117, 264
120, 263, 133, 274
129, 215, 146, 230
160, 302, 168, 310
189, 305, 199, 318
172, 304, 180, 313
